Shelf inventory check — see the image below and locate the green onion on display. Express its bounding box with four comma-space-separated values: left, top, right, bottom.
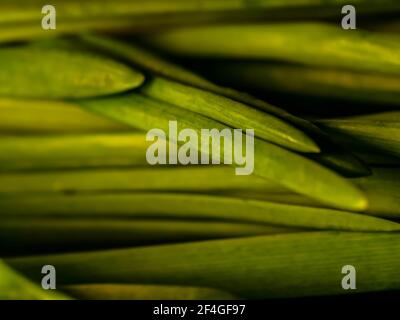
144, 23, 400, 75
316, 112, 400, 158
0, 45, 144, 99
141, 77, 319, 152
0, 167, 285, 194
8, 232, 400, 298
0, 98, 130, 134
201, 62, 400, 106
0, 193, 395, 231
0, 133, 152, 171
0, 217, 299, 255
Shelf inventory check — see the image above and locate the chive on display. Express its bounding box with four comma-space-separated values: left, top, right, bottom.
0, 193, 395, 231
141, 76, 319, 152
201, 62, 400, 106
80, 93, 367, 210
0, 218, 298, 255
8, 232, 400, 298
144, 23, 400, 75
62, 284, 238, 300
0, 98, 131, 134
0, 133, 152, 171
0, 45, 144, 99
0, 260, 70, 300
316, 113, 400, 157
0, 167, 286, 194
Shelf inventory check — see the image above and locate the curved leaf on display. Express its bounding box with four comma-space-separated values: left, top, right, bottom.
0, 193, 394, 231
0, 46, 144, 99
8, 232, 400, 298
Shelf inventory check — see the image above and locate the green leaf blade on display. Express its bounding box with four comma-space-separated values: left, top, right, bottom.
0, 193, 393, 231
0, 46, 145, 99
8, 232, 400, 298
144, 23, 400, 75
